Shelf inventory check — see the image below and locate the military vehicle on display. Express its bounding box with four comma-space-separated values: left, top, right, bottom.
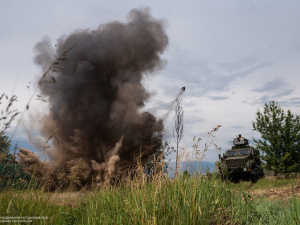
218, 135, 264, 183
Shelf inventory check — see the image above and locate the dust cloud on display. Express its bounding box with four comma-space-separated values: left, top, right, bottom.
18, 8, 169, 190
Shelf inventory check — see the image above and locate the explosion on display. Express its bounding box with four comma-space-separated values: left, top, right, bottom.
18, 8, 168, 190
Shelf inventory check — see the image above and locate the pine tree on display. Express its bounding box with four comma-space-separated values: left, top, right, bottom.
252, 101, 300, 175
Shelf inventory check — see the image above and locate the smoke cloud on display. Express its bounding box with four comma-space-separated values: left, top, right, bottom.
18, 8, 168, 190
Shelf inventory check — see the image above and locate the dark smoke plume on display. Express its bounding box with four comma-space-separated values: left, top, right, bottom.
18, 8, 168, 190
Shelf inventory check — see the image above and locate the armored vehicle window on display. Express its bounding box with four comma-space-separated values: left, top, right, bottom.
233, 137, 248, 145
227, 150, 237, 156
239, 149, 249, 155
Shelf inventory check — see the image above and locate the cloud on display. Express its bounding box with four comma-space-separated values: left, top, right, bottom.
160, 51, 271, 101
252, 78, 288, 93
249, 77, 297, 106
231, 125, 244, 129
185, 117, 206, 125
251, 93, 300, 108
279, 98, 300, 108
207, 96, 229, 101
218, 55, 261, 72
273, 89, 294, 98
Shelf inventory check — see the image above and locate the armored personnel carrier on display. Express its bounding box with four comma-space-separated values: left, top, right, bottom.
218, 135, 264, 183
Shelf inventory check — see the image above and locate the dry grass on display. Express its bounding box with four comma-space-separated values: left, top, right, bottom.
248, 185, 300, 200
0, 94, 20, 137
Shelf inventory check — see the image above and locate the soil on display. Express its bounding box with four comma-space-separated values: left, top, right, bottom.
249, 185, 300, 200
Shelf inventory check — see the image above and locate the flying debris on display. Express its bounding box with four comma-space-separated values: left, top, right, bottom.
162, 86, 186, 120
51, 76, 56, 83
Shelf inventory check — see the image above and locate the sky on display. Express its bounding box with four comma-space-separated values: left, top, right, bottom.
1, 0, 300, 162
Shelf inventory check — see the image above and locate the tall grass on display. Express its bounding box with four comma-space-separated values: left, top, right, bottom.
0, 174, 299, 225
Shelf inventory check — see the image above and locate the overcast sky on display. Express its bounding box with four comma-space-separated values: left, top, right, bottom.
1, 0, 300, 162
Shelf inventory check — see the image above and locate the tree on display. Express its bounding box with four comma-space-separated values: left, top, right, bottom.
0, 93, 20, 163
182, 169, 190, 179
143, 141, 175, 177
0, 135, 11, 162
173, 96, 184, 177
252, 101, 300, 175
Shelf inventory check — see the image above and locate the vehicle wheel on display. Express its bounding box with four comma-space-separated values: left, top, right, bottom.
230, 174, 239, 183
233, 177, 240, 183
250, 172, 258, 183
